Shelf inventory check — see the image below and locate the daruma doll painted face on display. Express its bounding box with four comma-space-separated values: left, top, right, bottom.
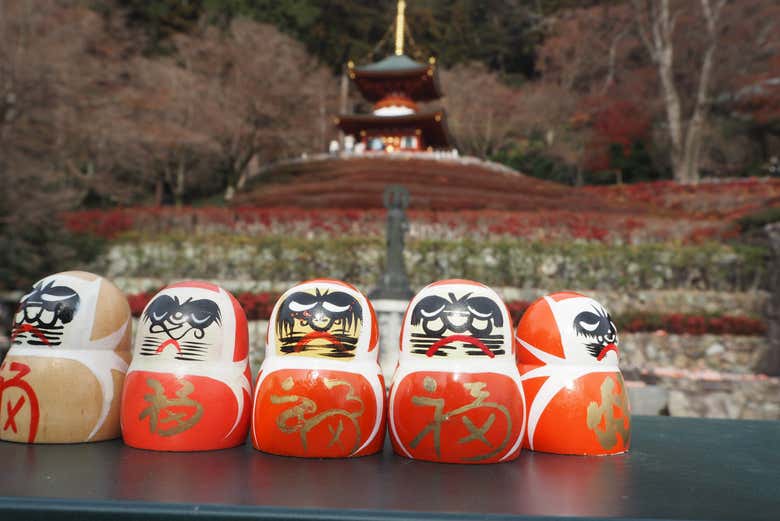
516, 292, 630, 455
389, 280, 526, 464
121, 281, 251, 451
251, 279, 385, 458
0, 271, 131, 443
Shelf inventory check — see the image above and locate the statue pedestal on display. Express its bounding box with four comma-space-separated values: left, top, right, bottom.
372, 298, 409, 387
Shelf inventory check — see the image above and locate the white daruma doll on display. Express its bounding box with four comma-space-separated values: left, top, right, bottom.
121, 281, 251, 451
252, 279, 385, 458
389, 279, 526, 464
516, 292, 630, 455
0, 271, 131, 443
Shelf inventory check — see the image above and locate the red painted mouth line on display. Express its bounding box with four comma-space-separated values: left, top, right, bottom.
295, 331, 344, 352
156, 338, 182, 353
10, 324, 50, 346
597, 343, 619, 361
426, 335, 495, 358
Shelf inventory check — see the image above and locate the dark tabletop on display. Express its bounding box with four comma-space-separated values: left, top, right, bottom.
0, 416, 778, 521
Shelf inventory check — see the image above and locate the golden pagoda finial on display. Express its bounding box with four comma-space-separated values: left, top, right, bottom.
395, 0, 406, 56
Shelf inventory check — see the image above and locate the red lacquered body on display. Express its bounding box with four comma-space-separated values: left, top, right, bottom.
516, 292, 630, 455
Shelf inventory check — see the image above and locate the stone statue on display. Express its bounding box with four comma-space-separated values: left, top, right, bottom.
371, 185, 413, 300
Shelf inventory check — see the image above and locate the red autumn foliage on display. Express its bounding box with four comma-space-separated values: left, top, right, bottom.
127, 290, 161, 318
584, 178, 780, 220
581, 97, 652, 172
506, 301, 532, 325
234, 292, 279, 322
61, 203, 745, 245
617, 313, 767, 336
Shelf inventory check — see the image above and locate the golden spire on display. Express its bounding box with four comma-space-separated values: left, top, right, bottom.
395, 0, 406, 56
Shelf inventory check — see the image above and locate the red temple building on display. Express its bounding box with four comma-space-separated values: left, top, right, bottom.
334, 1, 453, 153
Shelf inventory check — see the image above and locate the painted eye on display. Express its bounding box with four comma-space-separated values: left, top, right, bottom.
190, 312, 213, 325
322, 302, 350, 313
467, 305, 493, 319
420, 304, 445, 318
578, 320, 600, 332
289, 301, 317, 312
151, 311, 168, 321
42, 293, 76, 302
20, 291, 34, 303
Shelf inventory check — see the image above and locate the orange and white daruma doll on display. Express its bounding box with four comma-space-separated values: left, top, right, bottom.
251, 279, 385, 458
516, 292, 631, 455
0, 271, 131, 443
121, 281, 251, 451
389, 280, 526, 464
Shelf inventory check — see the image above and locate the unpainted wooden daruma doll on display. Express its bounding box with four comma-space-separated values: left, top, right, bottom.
0, 271, 131, 443
389, 279, 526, 464
251, 279, 386, 458
120, 281, 252, 451
516, 292, 631, 455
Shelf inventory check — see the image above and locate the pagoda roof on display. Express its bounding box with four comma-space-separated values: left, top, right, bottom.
349, 54, 442, 102
335, 111, 452, 149
354, 54, 429, 74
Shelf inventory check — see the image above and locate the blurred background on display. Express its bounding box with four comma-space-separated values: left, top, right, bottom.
1, 0, 779, 419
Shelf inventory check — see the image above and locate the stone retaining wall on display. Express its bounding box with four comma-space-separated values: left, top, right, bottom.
660, 373, 780, 420
620, 333, 767, 374
95, 239, 767, 292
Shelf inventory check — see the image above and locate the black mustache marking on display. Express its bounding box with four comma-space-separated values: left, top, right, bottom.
10, 330, 63, 347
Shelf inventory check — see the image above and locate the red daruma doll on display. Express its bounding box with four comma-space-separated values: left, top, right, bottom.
121, 281, 251, 451
389, 280, 526, 464
516, 292, 630, 455
252, 279, 385, 458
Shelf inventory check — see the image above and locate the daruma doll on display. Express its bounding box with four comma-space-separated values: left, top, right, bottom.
0, 271, 131, 443
252, 279, 385, 458
516, 292, 630, 455
389, 279, 525, 464
121, 281, 251, 451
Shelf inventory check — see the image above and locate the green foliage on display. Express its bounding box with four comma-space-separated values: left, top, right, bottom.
738, 206, 780, 233
104, 0, 627, 76
0, 224, 106, 291
116, 0, 203, 53
608, 141, 665, 183
114, 0, 582, 76
492, 146, 578, 185
99, 233, 769, 292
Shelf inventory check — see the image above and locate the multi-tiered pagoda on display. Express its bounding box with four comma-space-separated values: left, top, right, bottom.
335, 1, 452, 153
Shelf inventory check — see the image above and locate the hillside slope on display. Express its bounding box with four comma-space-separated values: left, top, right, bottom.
235, 155, 637, 213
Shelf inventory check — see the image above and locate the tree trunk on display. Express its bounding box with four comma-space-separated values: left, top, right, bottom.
155, 178, 163, 207
575, 165, 584, 187
339, 70, 349, 146
762, 222, 780, 376
633, 0, 725, 185
175, 160, 185, 208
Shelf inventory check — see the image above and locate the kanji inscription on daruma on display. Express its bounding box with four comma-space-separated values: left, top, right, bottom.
389, 279, 526, 464
252, 279, 386, 458
121, 281, 251, 452
516, 292, 631, 455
